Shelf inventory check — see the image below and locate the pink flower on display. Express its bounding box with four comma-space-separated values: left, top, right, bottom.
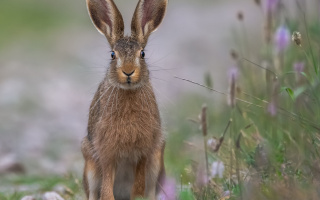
293, 62, 305, 73
274, 25, 291, 53
159, 177, 176, 200
264, 0, 279, 13
228, 67, 239, 81
267, 101, 277, 116
293, 62, 305, 83
195, 165, 209, 188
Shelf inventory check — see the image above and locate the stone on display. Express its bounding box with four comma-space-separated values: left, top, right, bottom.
42, 192, 65, 200
21, 196, 35, 200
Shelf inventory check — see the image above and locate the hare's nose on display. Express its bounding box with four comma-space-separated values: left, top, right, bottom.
122, 70, 135, 77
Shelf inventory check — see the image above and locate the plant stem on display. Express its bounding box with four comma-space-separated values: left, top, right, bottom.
203, 136, 209, 180
200, 104, 209, 180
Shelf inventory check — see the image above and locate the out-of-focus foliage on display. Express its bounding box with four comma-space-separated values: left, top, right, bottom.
0, 0, 87, 46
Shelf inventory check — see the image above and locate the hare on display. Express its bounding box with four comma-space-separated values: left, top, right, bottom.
81, 0, 168, 200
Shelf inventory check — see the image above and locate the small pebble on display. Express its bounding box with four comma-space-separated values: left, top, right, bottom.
53, 184, 74, 195
21, 196, 35, 200
0, 154, 25, 174
42, 192, 65, 200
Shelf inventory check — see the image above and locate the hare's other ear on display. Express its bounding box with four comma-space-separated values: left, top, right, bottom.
131, 0, 168, 47
87, 0, 124, 46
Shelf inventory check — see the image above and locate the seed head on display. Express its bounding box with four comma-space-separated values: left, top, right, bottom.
230, 49, 239, 61
263, 61, 276, 94
200, 104, 207, 136
292, 31, 302, 47
237, 11, 244, 21
254, 0, 261, 6
207, 137, 220, 152
227, 67, 238, 108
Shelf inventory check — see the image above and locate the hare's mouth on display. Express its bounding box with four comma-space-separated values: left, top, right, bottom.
119, 81, 141, 90
117, 68, 141, 89
121, 76, 136, 86
117, 76, 141, 89
126, 77, 132, 84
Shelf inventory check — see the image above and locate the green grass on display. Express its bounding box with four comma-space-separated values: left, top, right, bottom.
0, 0, 87, 47
0, 174, 83, 200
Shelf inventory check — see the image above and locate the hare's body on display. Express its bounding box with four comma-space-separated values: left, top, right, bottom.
81, 0, 168, 199
82, 81, 165, 200
87, 82, 162, 159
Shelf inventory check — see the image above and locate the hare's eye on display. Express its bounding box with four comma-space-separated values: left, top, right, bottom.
111, 51, 116, 60
140, 50, 145, 59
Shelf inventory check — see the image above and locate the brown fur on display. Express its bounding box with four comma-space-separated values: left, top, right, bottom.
82, 0, 168, 200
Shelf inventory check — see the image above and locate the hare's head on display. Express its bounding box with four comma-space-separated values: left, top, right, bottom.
87, 0, 168, 89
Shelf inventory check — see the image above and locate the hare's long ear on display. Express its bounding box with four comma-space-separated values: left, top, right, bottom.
87, 0, 124, 46
131, 0, 168, 47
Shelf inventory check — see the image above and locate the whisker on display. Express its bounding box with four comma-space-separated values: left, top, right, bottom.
149, 68, 178, 72
150, 76, 170, 83
138, 89, 144, 125
149, 75, 183, 94
90, 85, 112, 111
110, 87, 120, 122
145, 51, 174, 66
115, 84, 120, 113
148, 65, 183, 78
141, 89, 154, 120
148, 64, 185, 70
99, 85, 117, 123
150, 84, 175, 107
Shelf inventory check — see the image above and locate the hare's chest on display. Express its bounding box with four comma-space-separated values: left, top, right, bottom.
111, 97, 160, 133
112, 106, 159, 142
100, 105, 158, 148
95, 89, 161, 156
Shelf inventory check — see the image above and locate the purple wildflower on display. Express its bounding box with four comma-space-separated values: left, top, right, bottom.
228, 67, 239, 81
267, 101, 277, 116
294, 62, 305, 83
293, 62, 305, 73
210, 161, 225, 178
159, 177, 176, 200
267, 80, 279, 116
274, 25, 291, 53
